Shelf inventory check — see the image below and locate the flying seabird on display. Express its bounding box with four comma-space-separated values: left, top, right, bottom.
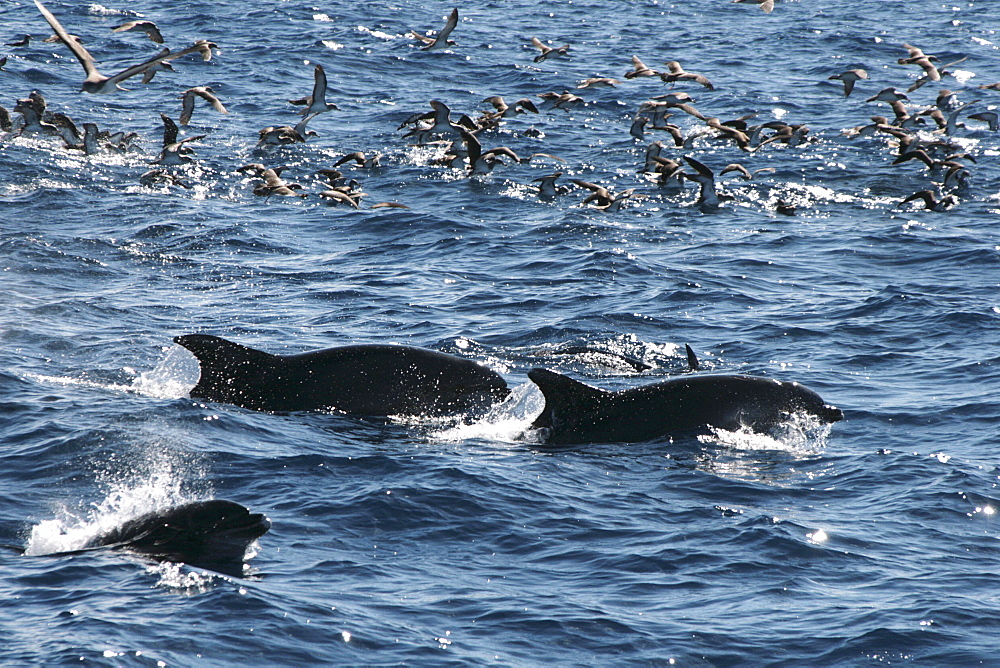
179, 86, 228, 125
732, 0, 775, 12
625, 55, 658, 79
531, 37, 570, 62
411, 8, 458, 51
141, 60, 176, 84
33, 0, 209, 93
899, 189, 956, 211
576, 77, 621, 89
289, 64, 339, 116
680, 156, 732, 210
111, 20, 164, 44
538, 91, 583, 110
659, 61, 714, 89
907, 56, 968, 92
967, 111, 999, 131
866, 87, 908, 103
828, 69, 868, 97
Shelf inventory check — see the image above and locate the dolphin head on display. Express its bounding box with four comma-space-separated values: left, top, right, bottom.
783, 381, 843, 423
87, 499, 270, 569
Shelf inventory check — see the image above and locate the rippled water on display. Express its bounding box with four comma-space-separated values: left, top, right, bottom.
2, 0, 999, 664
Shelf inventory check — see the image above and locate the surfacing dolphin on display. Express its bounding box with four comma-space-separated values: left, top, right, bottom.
80, 500, 270, 575
174, 334, 510, 416
527, 368, 842, 445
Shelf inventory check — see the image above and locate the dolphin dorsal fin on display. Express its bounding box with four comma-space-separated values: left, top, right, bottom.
528, 368, 608, 434
174, 334, 275, 368
685, 344, 700, 371
174, 334, 277, 402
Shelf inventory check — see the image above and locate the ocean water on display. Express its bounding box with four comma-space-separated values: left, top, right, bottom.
1, 0, 998, 664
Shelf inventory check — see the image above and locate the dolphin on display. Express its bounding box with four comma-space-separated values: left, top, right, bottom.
174, 334, 510, 416
527, 368, 843, 445
82, 500, 270, 573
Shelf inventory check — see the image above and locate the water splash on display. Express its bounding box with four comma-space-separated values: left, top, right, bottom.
25, 454, 208, 557
430, 381, 545, 444
698, 410, 834, 454
131, 344, 200, 399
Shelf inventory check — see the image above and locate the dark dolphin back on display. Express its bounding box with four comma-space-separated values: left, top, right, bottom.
175, 333, 509, 416
529, 368, 842, 445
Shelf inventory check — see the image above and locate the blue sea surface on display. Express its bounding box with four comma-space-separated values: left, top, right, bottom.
1, 0, 999, 664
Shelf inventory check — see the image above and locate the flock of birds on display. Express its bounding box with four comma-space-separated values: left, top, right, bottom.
1, 1, 998, 214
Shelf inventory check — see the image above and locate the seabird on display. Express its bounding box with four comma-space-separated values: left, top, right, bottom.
332, 151, 382, 169
532, 171, 569, 198
49, 112, 82, 147
967, 111, 999, 131
720, 163, 753, 180
318, 189, 361, 207
411, 8, 458, 51
977, 82, 1000, 91
155, 113, 204, 164
659, 61, 714, 89
576, 77, 621, 89
6, 35, 31, 47
775, 199, 797, 215
570, 179, 633, 210
907, 56, 968, 92
179, 86, 228, 125
140, 169, 191, 188
732, 0, 775, 12
625, 55, 659, 79
238, 163, 306, 198
897, 43, 945, 82
457, 126, 521, 174
257, 113, 320, 145
33, 0, 208, 94
289, 64, 339, 116
866, 87, 908, 103
482, 96, 539, 118
0, 56, 6, 71
650, 91, 696, 105
899, 189, 956, 211
629, 116, 648, 140
897, 44, 937, 66
680, 156, 732, 210
12, 95, 57, 135
538, 91, 583, 110
111, 20, 164, 44
662, 101, 708, 121
0, 106, 13, 133
828, 69, 867, 98
705, 117, 754, 151
195, 40, 218, 61
141, 60, 176, 84
531, 37, 570, 62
